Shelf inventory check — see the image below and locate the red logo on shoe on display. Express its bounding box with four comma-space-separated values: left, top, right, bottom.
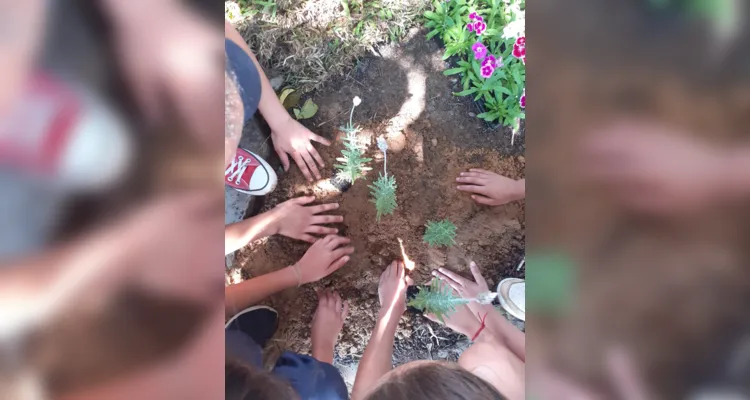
225, 148, 261, 190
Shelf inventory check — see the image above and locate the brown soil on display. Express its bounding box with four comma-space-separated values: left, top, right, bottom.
234, 31, 525, 382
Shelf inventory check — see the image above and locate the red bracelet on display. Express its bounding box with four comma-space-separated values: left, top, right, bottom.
471, 312, 489, 341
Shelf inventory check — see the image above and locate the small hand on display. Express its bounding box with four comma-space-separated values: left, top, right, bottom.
582, 121, 728, 214
270, 196, 343, 243
294, 235, 354, 285
377, 261, 413, 319
433, 261, 490, 315
271, 117, 331, 182
456, 169, 525, 206
425, 300, 482, 337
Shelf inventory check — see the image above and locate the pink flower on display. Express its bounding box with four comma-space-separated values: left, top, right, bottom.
516, 36, 526, 47
473, 21, 487, 35
476, 15, 483, 22
512, 43, 526, 59
467, 23, 474, 32
469, 12, 478, 20
520, 90, 526, 108
482, 54, 500, 69
472, 42, 487, 60
480, 64, 495, 79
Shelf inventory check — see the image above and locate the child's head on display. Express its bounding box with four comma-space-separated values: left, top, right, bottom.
225, 358, 299, 400
364, 360, 506, 400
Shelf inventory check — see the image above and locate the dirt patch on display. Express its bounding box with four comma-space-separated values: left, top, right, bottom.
234, 33, 525, 385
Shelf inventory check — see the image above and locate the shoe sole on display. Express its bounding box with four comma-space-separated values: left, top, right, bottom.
225, 305, 278, 329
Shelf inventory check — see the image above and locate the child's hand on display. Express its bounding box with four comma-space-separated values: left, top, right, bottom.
456, 169, 525, 206
271, 117, 331, 182
269, 196, 343, 243
426, 302, 482, 338
294, 235, 354, 284
377, 261, 413, 320
433, 262, 490, 315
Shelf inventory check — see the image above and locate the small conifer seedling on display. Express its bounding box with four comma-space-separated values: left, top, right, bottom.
423, 219, 457, 247
335, 96, 372, 183
369, 136, 397, 221
408, 278, 470, 323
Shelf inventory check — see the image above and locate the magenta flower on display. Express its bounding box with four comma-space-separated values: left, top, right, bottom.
469, 12, 479, 20
516, 36, 526, 47
476, 15, 483, 22
467, 23, 474, 32
472, 42, 488, 60
473, 21, 487, 35
482, 54, 500, 69
512, 43, 526, 59
480, 64, 495, 79
520, 90, 526, 108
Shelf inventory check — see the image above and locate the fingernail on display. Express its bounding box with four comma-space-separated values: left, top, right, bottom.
455, 178, 461, 182
459, 172, 465, 176
431, 271, 437, 276
343, 256, 350, 262
438, 268, 444, 273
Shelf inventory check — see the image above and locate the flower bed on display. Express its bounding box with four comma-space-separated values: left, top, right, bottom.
424, 0, 525, 139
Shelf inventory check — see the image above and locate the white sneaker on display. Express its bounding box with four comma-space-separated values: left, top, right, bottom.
224, 147, 277, 195
497, 278, 525, 321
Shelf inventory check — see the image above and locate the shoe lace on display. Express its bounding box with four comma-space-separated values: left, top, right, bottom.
225, 156, 251, 185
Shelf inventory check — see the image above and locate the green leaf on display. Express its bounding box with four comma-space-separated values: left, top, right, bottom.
293, 108, 302, 119
279, 87, 300, 109
295, 98, 318, 120
426, 29, 441, 40
454, 88, 478, 96
341, 0, 350, 17
443, 67, 465, 76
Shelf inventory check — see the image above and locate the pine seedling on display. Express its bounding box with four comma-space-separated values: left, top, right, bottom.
335, 96, 372, 183
369, 136, 397, 221
408, 278, 470, 323
423, 219, 457, 247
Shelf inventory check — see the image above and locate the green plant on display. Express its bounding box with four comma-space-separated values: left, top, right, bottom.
335, 97, 372, 183
369, 174, 397, 221
369, 136, 398, 221
426, 0, 526, 128
423, 219, 457, 247
408, 278, 470, 323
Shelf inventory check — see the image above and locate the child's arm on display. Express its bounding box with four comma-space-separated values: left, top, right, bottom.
225, 235, 354, 319
351, 261, 410, 400
225, 197, 342, 255
225, 20, 330, 182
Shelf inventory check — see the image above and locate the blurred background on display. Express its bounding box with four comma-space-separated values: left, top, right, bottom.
527, 0, 750, 398
0, 0, 225, 398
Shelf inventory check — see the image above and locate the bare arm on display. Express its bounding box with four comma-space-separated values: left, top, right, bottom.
472, 304, 525, 362
351, 261, 409, 400
225, 267, 297, 318
224, 211, 278, 255
224, 20, 290, 129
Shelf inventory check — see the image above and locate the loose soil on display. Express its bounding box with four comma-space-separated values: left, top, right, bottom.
234, 31, 525, 386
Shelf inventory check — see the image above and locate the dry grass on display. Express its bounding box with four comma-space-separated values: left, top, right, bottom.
229, 0, 427, 92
